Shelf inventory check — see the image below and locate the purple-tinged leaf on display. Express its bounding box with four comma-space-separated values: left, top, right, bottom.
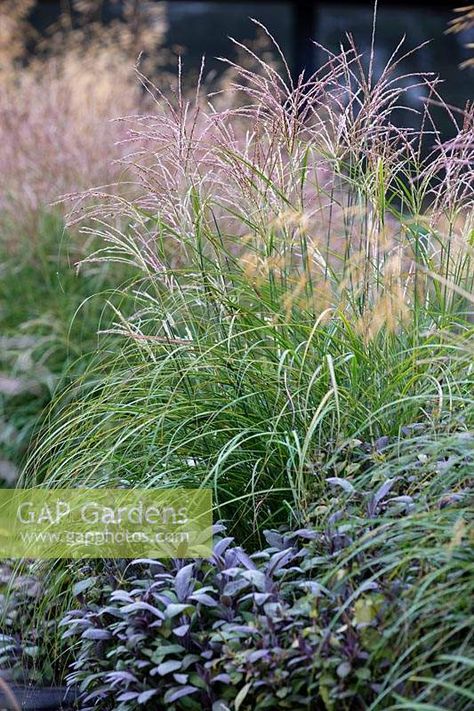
213, 538, 234, 558
263, 531, 287, 549
234, 548, 257, 570
121, 602, 165, 618
327, 477, 355, 494
110, 590, 134, 603
247, 649, 270, 663
374, 436, 390, 452
131, 559, 165, 568
173, 673, 188, 684
211, 523, 226, 535
163, 685, 198, 704
373, 478, 397, 507
82, 628, 112, 641
297, 581, 330, 596
337, 661, 352, 678
156, 660, 182, 676
173, 624, 190, 637
212, 701, 231, 711
223, 578, 249, 596
135, 660, 151, 670
165, 603, 193, 619
267, 548, 295, 576
328, 511, 344, 525
138, 689, 158, 704
189, 591, 217, 607
241, 569, 266, 591
105, 671, 137, 685
151, 644, 185, 660
288, 528, 318, 540
212, 674, 231, 684
263, 602, 283, 617
177, 654, 198, 671
223, 624, 256, 635
72, 578, 97, 597
175, 563, 195, 601
253, 592, 272, 605
117, 691, 140, 702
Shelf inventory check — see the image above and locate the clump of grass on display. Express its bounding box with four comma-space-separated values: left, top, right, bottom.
29, 31, 474, 539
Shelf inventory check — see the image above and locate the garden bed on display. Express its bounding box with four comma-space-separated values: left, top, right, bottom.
1, 11, 473, 711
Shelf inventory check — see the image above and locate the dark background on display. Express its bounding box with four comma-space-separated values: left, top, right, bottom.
30, 1, 474, 95
26, 1, 473, 141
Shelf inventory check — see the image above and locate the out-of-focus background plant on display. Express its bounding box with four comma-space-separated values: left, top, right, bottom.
448, 5, 474, 67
